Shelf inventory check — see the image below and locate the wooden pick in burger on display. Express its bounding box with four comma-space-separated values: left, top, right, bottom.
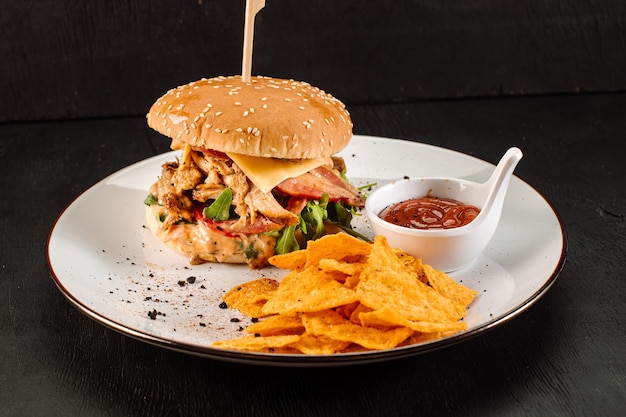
241, 0, 266, 83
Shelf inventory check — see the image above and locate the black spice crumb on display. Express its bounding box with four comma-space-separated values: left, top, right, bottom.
199, 323, 206, 327
200, 284, 206, 289
254, 333, 261, 337
230, 318, 240, 323
144, 296, 152, 301
187, 276, 196, 284
238, 326, 244, 332
218, 301, 228, 309
251, 317, 259, 323
177, 280, 186, 287
148, 309, 158, 320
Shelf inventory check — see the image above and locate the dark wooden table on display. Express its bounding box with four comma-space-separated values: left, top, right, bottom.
1, 92, 624, 416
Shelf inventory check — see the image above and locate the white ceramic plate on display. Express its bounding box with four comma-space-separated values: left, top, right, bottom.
47, 136, 566, 366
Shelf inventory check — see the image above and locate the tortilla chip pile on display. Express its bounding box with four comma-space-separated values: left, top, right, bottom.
212, 233, 477, 354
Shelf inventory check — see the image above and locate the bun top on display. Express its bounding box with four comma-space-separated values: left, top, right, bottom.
146, 75, 353, 159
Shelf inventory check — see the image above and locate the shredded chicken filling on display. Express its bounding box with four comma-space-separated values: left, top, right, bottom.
150, 149, 299, 234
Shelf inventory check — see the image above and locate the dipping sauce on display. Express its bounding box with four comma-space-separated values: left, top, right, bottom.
379, 197, 480, 230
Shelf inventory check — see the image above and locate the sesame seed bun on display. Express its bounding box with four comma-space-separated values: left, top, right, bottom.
146, 75, 353, 159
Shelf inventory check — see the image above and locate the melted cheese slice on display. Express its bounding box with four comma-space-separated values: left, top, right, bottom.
227, 152, 329, 193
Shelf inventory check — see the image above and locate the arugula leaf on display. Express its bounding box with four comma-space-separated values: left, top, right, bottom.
203, 188, 233, 220
300, 195, 328, 240
143, 194, 160, 206
275, 224, 300, 255
241, 242, 259, 260
274, 194, 371, 255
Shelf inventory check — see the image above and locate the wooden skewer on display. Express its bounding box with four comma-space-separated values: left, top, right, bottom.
241, 0, 266, 83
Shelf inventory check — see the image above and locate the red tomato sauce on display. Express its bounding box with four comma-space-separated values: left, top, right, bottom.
379, 197, 480, 229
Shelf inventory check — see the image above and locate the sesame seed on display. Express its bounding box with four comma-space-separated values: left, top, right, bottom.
204, 123, 212, 129
215, 111, 222, 116
298, 106, 305, 110
262, 104, 268, 109
234, 102, 242, 106
215, 128, 222, 133
243, 111, 249, 117
270, 147, 277, 153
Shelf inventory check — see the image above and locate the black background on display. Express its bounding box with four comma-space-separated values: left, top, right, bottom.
2, 0, 625, 122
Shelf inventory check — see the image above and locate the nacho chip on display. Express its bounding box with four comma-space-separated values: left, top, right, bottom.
261, 267, 358, 315
212, 334, 300, 352
245, 314, 304, 337
268, 249, 307, 271
287, 332, 351, 355
348, 302, 373, 325
335, 301, 361, 321
423, 264, 478, 309
356, 236, 463, 323
395, 250, 428, 284
317, 258, 363, 275
304, 233, 372, 268
214, 232, 477, 355
358, 307, 467, 333
302, 310, 414, 350
222, 278, 279, 318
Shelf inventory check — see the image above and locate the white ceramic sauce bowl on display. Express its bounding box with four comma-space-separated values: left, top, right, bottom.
364, 147, 523, 272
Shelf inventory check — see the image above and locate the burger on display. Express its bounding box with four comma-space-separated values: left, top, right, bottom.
144, 75, 366, 268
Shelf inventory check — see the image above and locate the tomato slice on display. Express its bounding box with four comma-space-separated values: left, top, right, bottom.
193, 205, 282, 237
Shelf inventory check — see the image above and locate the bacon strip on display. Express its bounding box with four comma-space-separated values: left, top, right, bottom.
275, 166, 365, 208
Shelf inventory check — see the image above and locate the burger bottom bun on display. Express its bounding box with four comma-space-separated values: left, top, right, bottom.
145, 205, 276, 268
